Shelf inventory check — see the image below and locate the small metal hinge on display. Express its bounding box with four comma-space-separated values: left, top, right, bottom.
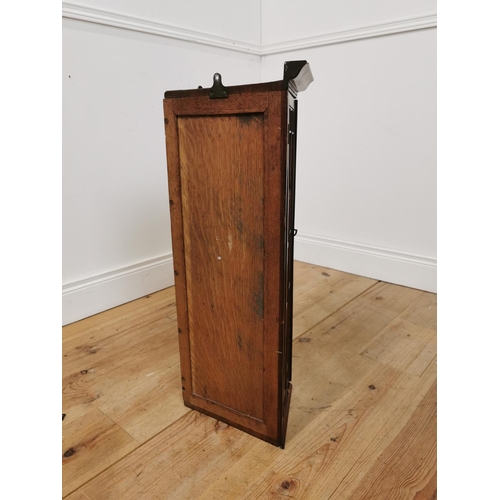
209, 73, 228, 99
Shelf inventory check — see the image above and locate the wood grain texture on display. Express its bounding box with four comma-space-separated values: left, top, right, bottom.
346, 380, 437, 500
63, 263, 437, 500
62, 288, 186, 496
66, 491, 91, 500
179, 113, 266, 421
62, 406, 138, 496
164, 89, 288, 445
292, 266, 378, 339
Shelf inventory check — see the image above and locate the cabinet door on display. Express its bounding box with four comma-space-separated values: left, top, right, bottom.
164, 90, 288, 446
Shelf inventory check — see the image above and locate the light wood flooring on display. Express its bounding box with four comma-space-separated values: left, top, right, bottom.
62, 261, 437, 499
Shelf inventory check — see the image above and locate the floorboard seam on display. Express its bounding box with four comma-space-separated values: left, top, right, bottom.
96, 407, 139, 444
62, 288, 176, 339
326, 368, 436, 499
294, 281, 382, 342
62, 408, 190, 499
62, 267, 436, 499
358, 290, 426, 358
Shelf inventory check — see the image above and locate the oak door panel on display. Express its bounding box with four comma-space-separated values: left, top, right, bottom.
179, 114, 265, 421
164, 90, 286, 445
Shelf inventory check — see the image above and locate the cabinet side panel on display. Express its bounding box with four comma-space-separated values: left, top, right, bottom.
178, 114, 265, 421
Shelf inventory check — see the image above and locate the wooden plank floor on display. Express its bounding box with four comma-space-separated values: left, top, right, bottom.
62, 262, 437, 499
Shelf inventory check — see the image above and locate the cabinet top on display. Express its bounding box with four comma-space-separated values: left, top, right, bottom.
163, 60, 313, 99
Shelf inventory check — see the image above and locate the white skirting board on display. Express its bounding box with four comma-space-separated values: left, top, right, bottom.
294, 233, 436, 293
62, 238, 435, 326
62, 254, 174, 326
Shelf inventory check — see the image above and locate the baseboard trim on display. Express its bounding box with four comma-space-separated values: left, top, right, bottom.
294, 233, 436, 293
62, 254, 174, 325
61, 237, 436, 324
62, 3, 436, 55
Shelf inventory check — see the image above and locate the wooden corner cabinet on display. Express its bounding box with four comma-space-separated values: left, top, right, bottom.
163, 61, 313, 447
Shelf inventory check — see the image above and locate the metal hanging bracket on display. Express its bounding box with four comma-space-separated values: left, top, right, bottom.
209, 73, 229, 99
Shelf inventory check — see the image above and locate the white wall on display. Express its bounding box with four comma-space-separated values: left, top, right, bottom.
261, 0, 436, 45
62, 6, 260, 325
65, 0, 260, 45
261, 1, 437, 292
63, 1, 436, 325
